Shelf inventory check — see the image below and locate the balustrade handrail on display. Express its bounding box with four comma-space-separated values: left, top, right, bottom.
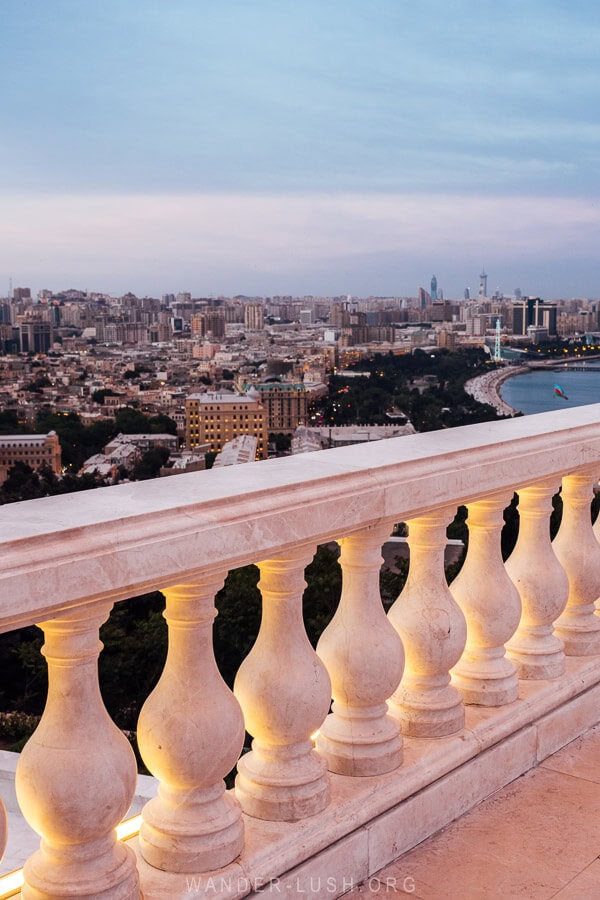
1, 404, 600, 630
3, 404, 600, 896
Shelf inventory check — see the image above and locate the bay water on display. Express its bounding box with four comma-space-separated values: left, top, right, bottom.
499, 365, 600, 415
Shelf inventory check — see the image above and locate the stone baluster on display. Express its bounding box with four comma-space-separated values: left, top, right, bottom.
137, 576, 245, 873
234, 546, 331, 821
505, 480, 568, 678
315, 523, 404, 776
387, 508, 467, 737
15, 603, 140, 900
450, 493, 521, 706
553, 470, 600, 655
0, 798, 6, 863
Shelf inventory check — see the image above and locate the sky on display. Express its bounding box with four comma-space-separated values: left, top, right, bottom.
2, 0, 600, 299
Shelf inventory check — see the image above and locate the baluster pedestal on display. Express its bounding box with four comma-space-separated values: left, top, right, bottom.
388, 509, 467, 737
16, 603, 139, 900
505, 480, 568, 679
138, 576, 245, 873
316, 523, 404, 775
450, 494, 521, 706
234, 547, 331, 821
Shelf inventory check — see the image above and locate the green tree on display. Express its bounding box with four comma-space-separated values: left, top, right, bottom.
132, 447, 170, 480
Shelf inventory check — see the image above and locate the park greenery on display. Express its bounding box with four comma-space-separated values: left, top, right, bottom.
312, 347, 503, 431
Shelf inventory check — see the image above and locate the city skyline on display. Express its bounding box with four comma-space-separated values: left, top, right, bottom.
2, 1, 600, 298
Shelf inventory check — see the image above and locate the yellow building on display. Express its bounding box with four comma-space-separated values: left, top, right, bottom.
0, 431, 62, 484
242, 382, 309, 434
185, 392, 268, 459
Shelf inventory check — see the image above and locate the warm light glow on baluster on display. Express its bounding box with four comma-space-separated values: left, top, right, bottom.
387, 508, 466, 737
16, 603, 140, 900
234, 546, 331, 821
0, 798, 6, 864
505, 480, 568, 679
137, 576, 245, 873
316, 523, 404, 775
554, 470, 600, 655
450, 493, 521, 706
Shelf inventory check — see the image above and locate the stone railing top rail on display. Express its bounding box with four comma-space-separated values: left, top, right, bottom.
1, 405, 600, 628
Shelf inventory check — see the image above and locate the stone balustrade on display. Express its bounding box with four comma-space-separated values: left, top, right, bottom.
1, 405, 600, 897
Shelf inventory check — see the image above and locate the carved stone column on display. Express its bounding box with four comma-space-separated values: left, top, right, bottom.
137, 576, 245, 873
387, 508, 467, 737
0, 798, 6, 864
316, 523, 403, 775
16, 603, 140, 900
450, 493, 521, 706
234, 546, 331, 821
554, 470, 600, 655
505, 480, 568, 678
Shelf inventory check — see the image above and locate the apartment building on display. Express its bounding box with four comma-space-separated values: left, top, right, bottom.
185, 392, 268, 459
0, 432, 62, 484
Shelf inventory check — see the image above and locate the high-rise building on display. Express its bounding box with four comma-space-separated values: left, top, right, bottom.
430, 276, 438, 302
244, 303, 265, 331
512, 298, 557, 337
418, 288, 431, 310
479, 269, 488, 298
19, 320, 53, 353
185, 392, 268, 459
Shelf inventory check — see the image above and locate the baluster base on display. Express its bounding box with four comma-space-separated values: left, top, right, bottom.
554, 613, 600, 657
388, 677, 465, 738
235, 740, 329, 821
21, 836, 139, 900
316, 703, 402, 776
452, 653, 519, 706
506, 630, 565, 680
139, 782, 244, 873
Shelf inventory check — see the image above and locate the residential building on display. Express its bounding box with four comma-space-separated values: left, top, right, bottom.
244, 303, 264, 331
243, 381, 310, 434
0, 432, 61, 484
18, 320, 53, 354
185, 391, 268, 459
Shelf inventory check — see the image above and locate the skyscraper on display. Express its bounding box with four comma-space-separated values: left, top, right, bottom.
479, 269, 488, 298
430, 275, 438, 302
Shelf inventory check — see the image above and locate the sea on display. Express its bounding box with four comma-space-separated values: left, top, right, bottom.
500, 364, 600, 415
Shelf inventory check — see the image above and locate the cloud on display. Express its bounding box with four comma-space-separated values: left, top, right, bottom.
2, 192, 599, 296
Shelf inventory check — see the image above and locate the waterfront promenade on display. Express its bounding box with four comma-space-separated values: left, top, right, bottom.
464, 366, 527, 416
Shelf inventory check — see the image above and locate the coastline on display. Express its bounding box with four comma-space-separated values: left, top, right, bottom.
464, 366, 528, 416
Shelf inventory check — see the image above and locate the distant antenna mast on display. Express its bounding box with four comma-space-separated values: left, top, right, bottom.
494, 318, 502, 362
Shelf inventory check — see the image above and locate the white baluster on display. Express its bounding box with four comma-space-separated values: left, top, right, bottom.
316, 523, 404, 775
450, 493, 521, 706
16, 603, 140, 899
554, 470, 600, 655
0, 798, 6, 862
387, 509, 467, 737
505, 480, 568, 678
234, 547, 331, 821
137, 577, 245, 873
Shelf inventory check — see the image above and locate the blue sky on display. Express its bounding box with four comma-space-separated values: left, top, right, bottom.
2, 0, 600, 298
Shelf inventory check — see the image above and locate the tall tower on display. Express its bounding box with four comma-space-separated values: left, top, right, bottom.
479, 268, 488, 298
494, 318, 502, 362
431, 275, 438, 302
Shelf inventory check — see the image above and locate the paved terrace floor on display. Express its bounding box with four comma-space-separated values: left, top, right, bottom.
351, 724, 600, 899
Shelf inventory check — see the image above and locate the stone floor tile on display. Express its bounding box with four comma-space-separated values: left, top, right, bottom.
354, 765, 600, 899
551, 858, 600, 899
541, 722, 600, 784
